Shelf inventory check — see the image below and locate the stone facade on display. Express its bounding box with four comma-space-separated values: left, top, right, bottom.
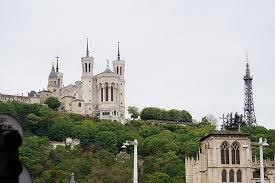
39, 42, 126, 123
0, 91, 40, 104
186, 130, 275, 183
0, 41, 126, 123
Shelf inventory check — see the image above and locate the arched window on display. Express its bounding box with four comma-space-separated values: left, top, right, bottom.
221, 142, 229, 164
117, 67, 119, 74
89, 63, 91, 72
229, 169, 234, 182
232, 142, 240, 164
237, 169, 242, 182
105, 84, 108, 101
120, 67, 122, 75
85, 63, 87, 72
222, 169, 227, 182
101, 87, 103, 102
111, 86, 114, 101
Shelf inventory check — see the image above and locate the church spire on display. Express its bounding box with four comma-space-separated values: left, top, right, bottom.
117, 41, 120, 60
86, 38, 89, 57
51, 61, 55, 72
55, 56, 59, 72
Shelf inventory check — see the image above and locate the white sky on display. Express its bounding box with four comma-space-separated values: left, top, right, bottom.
0, 0, 275, 128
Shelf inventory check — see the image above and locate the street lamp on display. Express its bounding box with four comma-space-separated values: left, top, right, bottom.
123, 139, 138, 183
251, 137, 270, 183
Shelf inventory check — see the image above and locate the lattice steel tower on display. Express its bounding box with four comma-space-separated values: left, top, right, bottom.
243, 61, 257, 125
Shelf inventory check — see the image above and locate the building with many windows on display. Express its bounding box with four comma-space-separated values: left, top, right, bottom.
185, 130, 275, 183
38, 40, 126, 122
0, 40, 126, 123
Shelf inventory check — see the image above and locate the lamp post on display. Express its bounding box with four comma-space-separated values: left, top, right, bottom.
123, 139, 138, 183
251, 138, 269, 183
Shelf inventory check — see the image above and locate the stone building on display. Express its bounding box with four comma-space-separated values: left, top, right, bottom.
38, 41, 126, 122
0, 91, 40, 104
0, 40, 126, 123
185, 130, 275, 183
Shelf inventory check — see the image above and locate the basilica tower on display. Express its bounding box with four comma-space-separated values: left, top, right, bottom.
112, 42, 125, 118
47, 57, 63, 97
81, 39, 94, 115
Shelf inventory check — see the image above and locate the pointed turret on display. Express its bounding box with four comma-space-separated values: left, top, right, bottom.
51, 62, 55, 72
56, 56, 59, 72
81, 38, 94, 112
117, 41, 120, 60
86, 38, 89, 57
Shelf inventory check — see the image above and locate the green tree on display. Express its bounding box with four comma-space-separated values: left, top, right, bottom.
146, 172, 172, 183
19, 136, 49, 175
128, 106, 140, 120
44, 97, 61, 111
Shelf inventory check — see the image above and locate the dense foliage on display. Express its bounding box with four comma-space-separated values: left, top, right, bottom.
140, 107, 192, 122
0, 101, 274, 183
127, 106, 140, 120
44, 97, 61, 111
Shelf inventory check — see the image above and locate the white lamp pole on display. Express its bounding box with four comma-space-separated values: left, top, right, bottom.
259, 138, 265, 183
251, 137, 269, 183
124, 139, 138, 183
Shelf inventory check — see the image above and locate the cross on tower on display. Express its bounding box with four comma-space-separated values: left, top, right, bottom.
106, 59, 110, 69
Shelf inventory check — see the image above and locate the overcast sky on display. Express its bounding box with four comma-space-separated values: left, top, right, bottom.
1, 0, 274, 128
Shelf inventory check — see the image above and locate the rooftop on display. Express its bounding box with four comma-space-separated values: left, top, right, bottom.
200, 130, 250, 141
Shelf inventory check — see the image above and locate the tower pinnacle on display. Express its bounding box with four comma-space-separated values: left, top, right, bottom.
56, 56, 59, 72
86, 38, 89, 57
51, 62, 55, 72
117, 41, 120, 60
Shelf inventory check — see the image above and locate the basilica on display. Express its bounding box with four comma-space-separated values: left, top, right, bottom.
38, 40, 126, 122
185, 130, 275, 183
0, 40, 126, 123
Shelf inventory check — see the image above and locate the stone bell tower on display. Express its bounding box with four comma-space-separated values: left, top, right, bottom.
112, 42, 125, 119
81, 38, 94, 114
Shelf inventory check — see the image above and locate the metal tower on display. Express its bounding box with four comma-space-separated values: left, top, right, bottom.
243, 60, 257, 125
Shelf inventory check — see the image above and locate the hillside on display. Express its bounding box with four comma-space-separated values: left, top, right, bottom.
0, 101, 274, 183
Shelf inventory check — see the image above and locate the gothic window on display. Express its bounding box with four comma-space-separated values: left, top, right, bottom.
222, 170, 227, 182
229, 169, 234, 182
58, 79, 60, 86
117, 67, 119, 74
102, 112, 110, 116
78, 103, 81, 107
101, 87, 103, 102
114, 111, 116, 116
232, 142, 240, 164
111, 86, 114, 101
120, 67, 122, 75
105, 84, 108, 101
89, 63, 91, 72
237, 169, 242, 182
85, 63, 87, 72
221, 142, 229, 164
